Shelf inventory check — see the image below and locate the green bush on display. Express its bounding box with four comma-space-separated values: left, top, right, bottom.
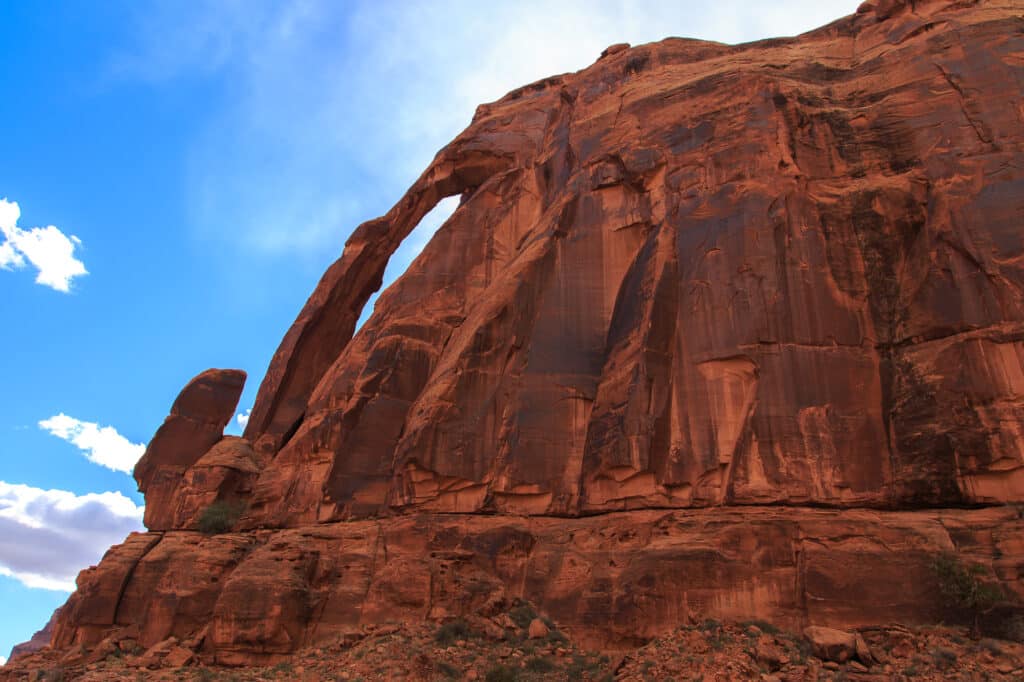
931, 552, 1005, 635
484, 665, 519, 682
930, 646, 957, 670
740, 619, 780, 635
197, 500, 246, 535
508, 601, 538, 629
525, 656, 556, 673
699, 618, 721, 632
435, 619, 472, 646
435, 660, 460, 679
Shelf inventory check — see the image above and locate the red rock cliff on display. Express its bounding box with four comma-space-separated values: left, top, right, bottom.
238, 0, 1024, 523
38, 0, 1024, 665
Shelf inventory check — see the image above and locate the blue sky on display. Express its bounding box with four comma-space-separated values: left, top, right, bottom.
0, 0, 861, 661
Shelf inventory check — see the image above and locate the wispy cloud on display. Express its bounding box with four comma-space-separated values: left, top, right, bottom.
0, 199, 87, 293
0, 482, 144, 591
38, 414, 145, 474
112, 0, 860, 276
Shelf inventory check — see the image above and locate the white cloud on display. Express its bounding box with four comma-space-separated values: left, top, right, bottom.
236, 408, 251, 429
0, 198, 87, 293
0, 482, 144, 592
38, 414, 145, 474
112, 1, 860, 270
0, 655, 6, 666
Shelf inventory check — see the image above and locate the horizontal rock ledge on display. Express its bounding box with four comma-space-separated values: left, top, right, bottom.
51, 505, 1023, 665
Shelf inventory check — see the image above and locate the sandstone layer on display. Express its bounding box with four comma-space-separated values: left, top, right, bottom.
46, 508, 1024, 663
22, 0, 1024, 669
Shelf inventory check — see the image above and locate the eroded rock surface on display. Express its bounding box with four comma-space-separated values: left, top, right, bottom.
228, 0, 1024, 525
45, 507, 1024, 662
28, 0, 1024, 670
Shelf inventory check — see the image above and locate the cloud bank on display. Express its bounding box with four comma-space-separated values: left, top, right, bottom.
38, 414, 145, 474
0, 199, 87, 293
0, 482, 144, 591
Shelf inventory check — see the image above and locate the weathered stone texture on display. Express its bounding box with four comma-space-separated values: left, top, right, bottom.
232, 0, 1024, 524
35, 0, 1024, 667
47, 508, 1024, 660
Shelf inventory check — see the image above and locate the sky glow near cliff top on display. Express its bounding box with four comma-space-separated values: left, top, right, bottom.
0, 0, 861, 660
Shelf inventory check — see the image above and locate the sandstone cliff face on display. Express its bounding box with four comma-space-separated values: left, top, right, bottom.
236, 0, 1024, 524
47, 508, 1024, 662
37, 0, 1024, 666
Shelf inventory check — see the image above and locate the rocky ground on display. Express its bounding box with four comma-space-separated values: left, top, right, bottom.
5, 605, 1023, 681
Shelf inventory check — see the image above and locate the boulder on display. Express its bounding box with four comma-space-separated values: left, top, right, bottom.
804, 627, 856, 663
528, 619, 550, 639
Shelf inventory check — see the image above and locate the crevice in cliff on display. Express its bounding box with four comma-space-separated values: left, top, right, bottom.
885, 321, 1024, 351
933, 62, 993, 146
278, 413, 305, 450
111, 533, 164, 627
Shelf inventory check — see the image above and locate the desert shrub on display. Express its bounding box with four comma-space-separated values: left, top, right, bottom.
508, 601, 538, 629
546, 628, 568, 644
197, 500, 246, 535
435, 619, 472, 646
789, 636, 814, 664
525, 656, 556, 673
435, 660, 460, 679
740, 619, 780, 635
565, 657, 587, 682
931, 552, 1005, 635
484, 664, 519, 682
1001, 613, 1024, 642
930, 646, 958, 670
699, 618, 721, 632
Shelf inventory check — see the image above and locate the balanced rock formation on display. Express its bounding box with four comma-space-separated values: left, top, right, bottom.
133, 369, 248, 530
30, 0, 1024, 668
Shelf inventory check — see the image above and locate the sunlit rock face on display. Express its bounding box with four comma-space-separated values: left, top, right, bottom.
46, 508, 1024, 660
232, 0, 1024, 525
32, 0, 1024, 668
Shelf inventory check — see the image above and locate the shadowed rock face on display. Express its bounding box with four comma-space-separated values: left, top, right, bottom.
34, 0, 1024, 667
